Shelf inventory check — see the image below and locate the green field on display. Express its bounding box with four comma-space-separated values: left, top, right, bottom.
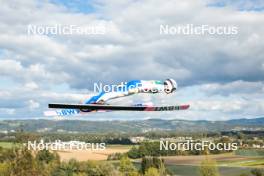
0, 142, 21, 149
135, 152, 264, 176
133, 162, 253, 176
217, 157, 264, 167
166, 165, 253, 176
106, 144, 134, 149
164, 152, 264, 175
235, 149, 264, 156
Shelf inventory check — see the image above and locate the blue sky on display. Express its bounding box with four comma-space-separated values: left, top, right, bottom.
0, 0, 263, 120
50, 0, 96, 13
208, 0, 264, 11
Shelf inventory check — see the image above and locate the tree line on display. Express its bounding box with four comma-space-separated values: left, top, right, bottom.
0, 146, 171, 176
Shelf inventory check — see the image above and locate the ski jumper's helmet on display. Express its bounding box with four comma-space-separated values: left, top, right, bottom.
164, 79, 177, 94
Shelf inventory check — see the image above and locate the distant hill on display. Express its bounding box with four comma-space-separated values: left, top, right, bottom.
0, 117, 263, 133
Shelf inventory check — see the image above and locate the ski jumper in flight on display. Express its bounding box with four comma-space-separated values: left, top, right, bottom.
84, 79, 177, 104
45, 78, 190, 116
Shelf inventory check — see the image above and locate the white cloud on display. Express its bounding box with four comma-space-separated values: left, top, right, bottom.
28, 100, 39, 110
200, 80, 264, 95
0, 59, 23, 74
191, 99, 246, 112
25, 82, 39, 90
1, 0, 263, 88
0, 90, 11, 97
0, 59, 70, 86
0, 108, 15, 115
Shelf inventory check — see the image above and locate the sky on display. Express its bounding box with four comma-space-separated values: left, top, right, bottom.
0, 0, 264, 120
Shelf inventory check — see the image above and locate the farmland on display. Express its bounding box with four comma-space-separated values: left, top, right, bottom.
56, 148, 264, 175
166, 165, 252, 176
134, 153, 263, 176
57, 145, 132, 161
55, 146, 264, 175
0, 128, 264, 176
161, 153, 264, 167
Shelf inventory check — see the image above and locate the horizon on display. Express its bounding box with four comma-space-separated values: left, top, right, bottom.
0, 116, 263, 122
